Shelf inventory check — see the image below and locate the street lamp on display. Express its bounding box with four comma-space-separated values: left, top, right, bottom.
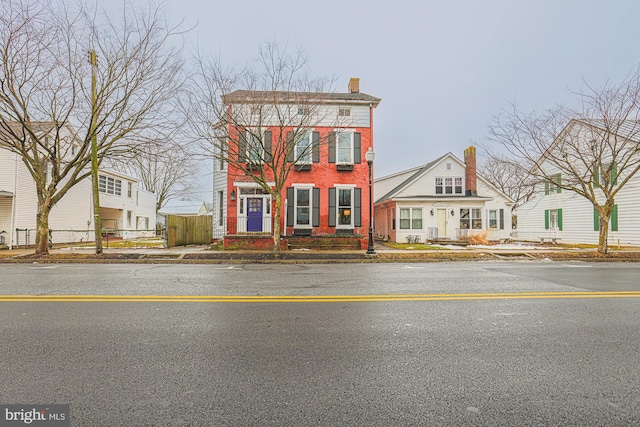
365, 147, 376, 255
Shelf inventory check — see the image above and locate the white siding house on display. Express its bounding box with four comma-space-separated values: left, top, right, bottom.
374, 147, 514, 243
514, 119, 640, 246
212, 142, 227, 240
1, 125, 156, 249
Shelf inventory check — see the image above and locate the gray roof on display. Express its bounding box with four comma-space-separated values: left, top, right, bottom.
223, 90, 381, 106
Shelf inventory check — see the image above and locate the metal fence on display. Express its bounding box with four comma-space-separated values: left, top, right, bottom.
10, 228, 160, 249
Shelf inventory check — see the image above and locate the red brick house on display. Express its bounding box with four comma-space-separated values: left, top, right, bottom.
212, 78, 381, 249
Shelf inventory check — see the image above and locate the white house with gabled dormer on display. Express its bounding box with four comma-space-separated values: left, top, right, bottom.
373, 146, 514, 243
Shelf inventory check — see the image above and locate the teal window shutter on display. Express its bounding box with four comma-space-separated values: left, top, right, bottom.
611, 205, 618, 231
557, 208, 563, 231
545, 181, 549, 195
593, 208, 600, 231
593, 166, 600, 188
556, 174, 562, 193
544, 210, 549, 230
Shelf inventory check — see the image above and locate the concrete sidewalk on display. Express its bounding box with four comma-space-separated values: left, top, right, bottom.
2, 243, 639, 263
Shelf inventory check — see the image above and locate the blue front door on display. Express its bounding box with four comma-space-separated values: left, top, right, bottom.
247, 198, 263, 232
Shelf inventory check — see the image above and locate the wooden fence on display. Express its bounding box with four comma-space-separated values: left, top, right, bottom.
166, 215, 213, 247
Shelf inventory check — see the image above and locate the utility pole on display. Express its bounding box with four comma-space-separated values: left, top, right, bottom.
88, 50, 103, 254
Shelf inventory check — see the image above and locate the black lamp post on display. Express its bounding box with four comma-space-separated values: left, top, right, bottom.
365, 147, 376, 255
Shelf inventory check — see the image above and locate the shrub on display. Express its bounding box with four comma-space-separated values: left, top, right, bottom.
467, 231, 489, 245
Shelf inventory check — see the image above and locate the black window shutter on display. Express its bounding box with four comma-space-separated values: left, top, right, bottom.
312, 188, 320, 227
286, 187, 294, 227
354, 133, 361, 164
287, 131, 294, 162
499, 209, 504, 230
312, 132, 320, 163
264, 130, 272, 162
328, 188, 336, 227
238, 130, 247, 163
354, 188, 362, 227
328, 132, 336, 163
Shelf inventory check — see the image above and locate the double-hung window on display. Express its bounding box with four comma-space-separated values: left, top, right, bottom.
295, 187, 312, 227
246, 132, 263, 164
488, 209, 505, 230
399, 208, 423, 230
336, 132, 353, 164
338, 188, 353, 226
489, 210, 498, 229
295, 132, 312, 164
460, 208, 482, 229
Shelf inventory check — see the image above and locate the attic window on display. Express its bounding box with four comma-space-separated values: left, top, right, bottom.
297, 107, 310, 115
338, 108, 351, 117
446, 163, 451, 170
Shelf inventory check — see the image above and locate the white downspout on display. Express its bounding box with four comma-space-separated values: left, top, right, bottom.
283, 198, 287, 237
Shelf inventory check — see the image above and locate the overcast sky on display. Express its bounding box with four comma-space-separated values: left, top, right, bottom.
162, 0, 640, 205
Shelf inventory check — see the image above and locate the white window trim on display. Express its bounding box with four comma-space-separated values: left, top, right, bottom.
338, 107, 351, 117
334, 184, 355, 229
460, 207, 483, 230
98, 174, 122, 196
233, 181, 275, 188
293, 185, 314, 228
295, 131, 313, 165
488, 209, 498, 229
436, 176, 464, 195
335, 129, 355, 165
245, 129, 265, 164
399, 207, 423, 230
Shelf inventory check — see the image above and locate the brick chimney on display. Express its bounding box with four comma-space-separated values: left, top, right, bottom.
348, 78, 360, 93
464, 146, 477, 196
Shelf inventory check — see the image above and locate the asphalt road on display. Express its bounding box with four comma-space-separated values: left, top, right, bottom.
1, 262, 639, 426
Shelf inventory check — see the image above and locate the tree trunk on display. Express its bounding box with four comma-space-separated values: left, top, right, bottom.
272, 192, 281, 254
598, 218, 609, 254
35, 201, 51, 255
597, 202, 614, 255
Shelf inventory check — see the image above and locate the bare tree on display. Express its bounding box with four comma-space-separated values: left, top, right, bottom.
478, 152, 537, 210
189, 42, 341, 253
0, 0, 186, 254
486, 69, 640, 254
107, 136, 197, 212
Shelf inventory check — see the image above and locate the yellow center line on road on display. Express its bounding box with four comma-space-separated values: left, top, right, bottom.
1, 291, 640, 303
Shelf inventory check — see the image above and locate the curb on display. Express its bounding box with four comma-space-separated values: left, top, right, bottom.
2, 250, 640, 264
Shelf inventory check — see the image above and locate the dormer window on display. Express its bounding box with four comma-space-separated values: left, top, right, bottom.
436, 177, 463, 195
